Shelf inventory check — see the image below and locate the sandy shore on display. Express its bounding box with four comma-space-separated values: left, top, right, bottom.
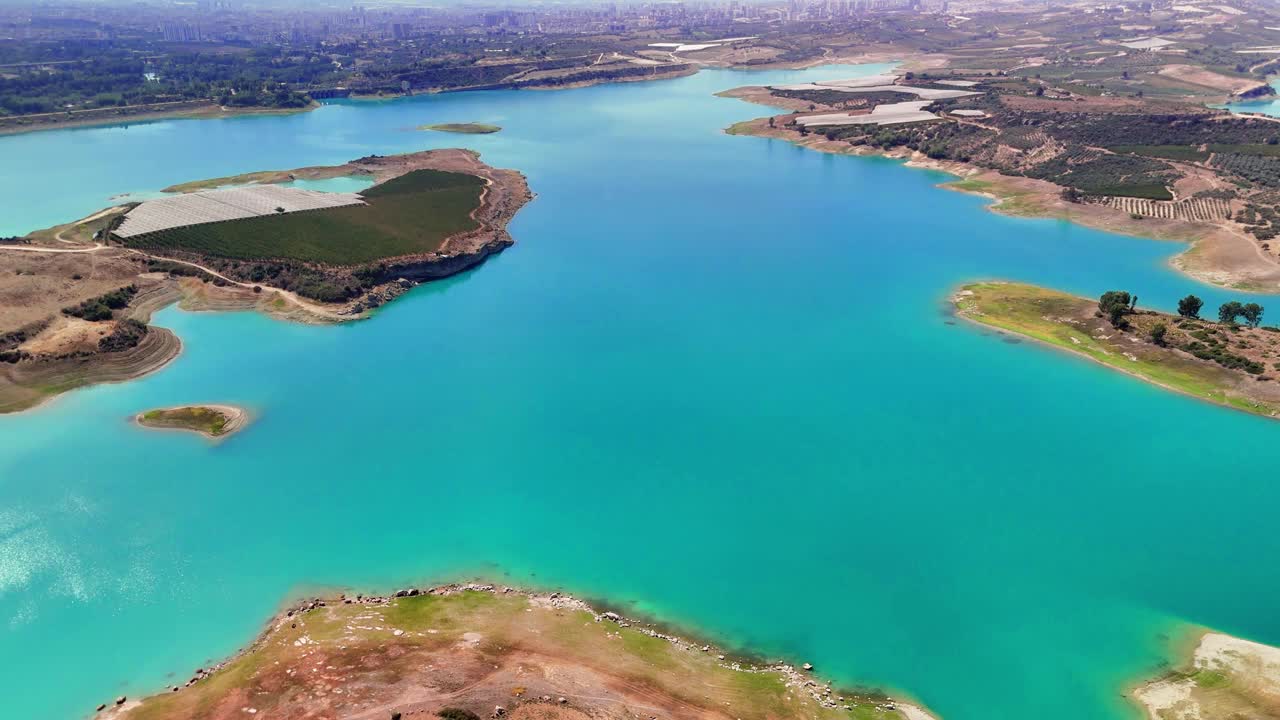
0, 101, 319, 138
720, 93, 1280, 292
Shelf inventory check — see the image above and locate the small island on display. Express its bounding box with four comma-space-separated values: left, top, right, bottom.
135, 405, 248, 438
954, 281, 1280, 420
94, 584, 937, 720
419, 123, 501, 134
1132, 631, 1280, 720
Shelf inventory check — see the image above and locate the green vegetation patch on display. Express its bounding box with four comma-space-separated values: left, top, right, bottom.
419, 122, 501, 134
121, 169, 484, 266
1192, 669, 1230, 688
382, 589, 514, 633
139, 406, 231, 436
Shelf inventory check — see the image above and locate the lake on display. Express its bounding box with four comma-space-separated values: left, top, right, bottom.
2, 63, 1278, 720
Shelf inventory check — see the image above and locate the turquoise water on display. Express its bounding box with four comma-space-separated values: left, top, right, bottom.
1221, 77, 1280, 115
3, 64, 1280, 720
281, 176, 375, 193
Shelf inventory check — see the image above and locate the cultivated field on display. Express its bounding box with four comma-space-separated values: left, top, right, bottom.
120, 170, 484, 266
1099, 196, 1232, 221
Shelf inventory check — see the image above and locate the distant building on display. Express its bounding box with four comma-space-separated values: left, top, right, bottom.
161, 22, 202, 42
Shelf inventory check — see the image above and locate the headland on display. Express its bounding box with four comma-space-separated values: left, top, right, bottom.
0, 149, 532, 414
953, 281, 1280, 420
1131, 631, 1280, 720
721, 69, 1280, 292
94, 583, 938, 720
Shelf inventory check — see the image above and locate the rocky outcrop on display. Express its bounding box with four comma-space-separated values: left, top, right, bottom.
1233, 83, 1277, 100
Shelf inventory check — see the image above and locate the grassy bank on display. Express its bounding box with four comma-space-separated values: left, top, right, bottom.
954, 281, 1280, 419
103, 587, 928, 720
120, 169, 484, 266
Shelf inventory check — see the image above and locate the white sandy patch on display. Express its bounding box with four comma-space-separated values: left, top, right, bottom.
897, 702, 940, 720
1133, 678, 1196, 719
1120, 37, 1177, 50
1197, 632, 1280, 693
776, 81, 978, 101
797, 101, 938, 127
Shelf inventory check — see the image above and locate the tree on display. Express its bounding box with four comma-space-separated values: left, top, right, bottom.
1242, 302, 1265, 328
1219, 301, 1245, 325
1098, 290, 1132, 327
1150, 322, 1167, 346
1177, 294, 1203, 318
768, 116, 775, 128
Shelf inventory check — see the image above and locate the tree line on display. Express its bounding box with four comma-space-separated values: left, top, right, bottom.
1100, 290, 1265, 335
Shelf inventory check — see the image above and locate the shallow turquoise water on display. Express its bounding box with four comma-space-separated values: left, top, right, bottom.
3, 65, 1280, 720
281, 176, 375, 193
1222, 77, 1280, 115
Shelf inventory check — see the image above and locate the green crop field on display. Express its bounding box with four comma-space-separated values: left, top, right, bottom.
1208, 143, 1280, 157
121, 169, 484, 266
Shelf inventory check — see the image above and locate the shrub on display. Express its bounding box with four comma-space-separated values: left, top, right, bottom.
97, 318, 148, 352
1150, 322, 1168, 346
438, 709, 480, 720
62, 284, 138, 321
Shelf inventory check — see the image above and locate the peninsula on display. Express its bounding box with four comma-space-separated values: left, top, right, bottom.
135, 405, 248, 439
1131, 631, 1280, 720
723, 68, 1280, 292
0, 149, 531, 414
94, 584, 937, 720
954, 281, 1280, 420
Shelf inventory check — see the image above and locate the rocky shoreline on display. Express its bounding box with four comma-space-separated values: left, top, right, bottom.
99, 582, 938, 720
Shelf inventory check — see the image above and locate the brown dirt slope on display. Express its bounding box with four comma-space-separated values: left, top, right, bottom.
100, 585, 931, 720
